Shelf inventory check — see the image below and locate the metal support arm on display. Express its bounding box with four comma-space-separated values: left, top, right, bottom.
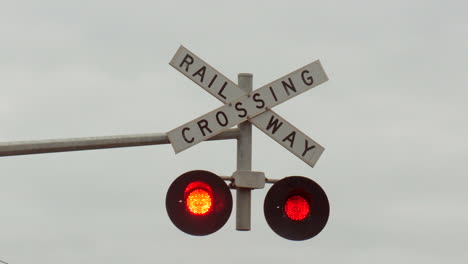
0, 128, 240, 157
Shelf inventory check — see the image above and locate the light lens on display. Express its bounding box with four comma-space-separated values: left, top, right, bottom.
186, 188, 213, 215
284, 195, 310, 221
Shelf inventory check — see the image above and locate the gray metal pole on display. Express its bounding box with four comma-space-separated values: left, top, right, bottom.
236, 73, 253, 231
0, 128, 240, 157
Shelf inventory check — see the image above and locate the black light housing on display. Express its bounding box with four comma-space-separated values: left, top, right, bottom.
264, 176, 329, 241
165, 170, 232, 236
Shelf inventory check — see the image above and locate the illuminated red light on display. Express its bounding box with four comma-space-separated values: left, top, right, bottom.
184, 181, 213, 216
284, 195, 310, 221
166, 170, 233, 236
186, 188, 213, 215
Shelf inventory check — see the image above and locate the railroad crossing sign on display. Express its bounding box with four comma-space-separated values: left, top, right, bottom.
167, 46, 329, 167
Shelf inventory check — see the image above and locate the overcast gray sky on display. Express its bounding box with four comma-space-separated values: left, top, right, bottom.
1, 0, 467, 263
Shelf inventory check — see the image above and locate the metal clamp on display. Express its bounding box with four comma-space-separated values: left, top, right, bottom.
231, 170, 266, 189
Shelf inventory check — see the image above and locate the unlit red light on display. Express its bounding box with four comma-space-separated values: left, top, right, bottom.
284, 195, 310, 221
186, 188, 213, 215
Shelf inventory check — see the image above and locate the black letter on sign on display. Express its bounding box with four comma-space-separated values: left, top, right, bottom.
282, 78, 296, 96
235, 102, 247, 118
192, 66, 206, 83
302, 139, 316, 157
179, 54, 194, 72
208, 74, 218, 88
282, 131, 296, 148
269, 86, 278, 102
253, 93, 265, 109
266, 115, 283, 134
216, 111, 229, 127
182, 127, 194, 143
301, 70, 314, 86
218, 82, 228, 100
197, 119, 212, 137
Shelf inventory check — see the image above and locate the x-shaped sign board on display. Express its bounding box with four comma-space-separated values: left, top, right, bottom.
167, 46, 328, 167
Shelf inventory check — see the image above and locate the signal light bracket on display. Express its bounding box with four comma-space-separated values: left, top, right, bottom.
232, 170, 266, 189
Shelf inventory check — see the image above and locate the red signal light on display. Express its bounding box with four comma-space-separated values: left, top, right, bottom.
264, 176, 329, 241
166, 170, 232, 236
284, 195, 310, 221
186, 188, 213, 215
184, 181, 214, 215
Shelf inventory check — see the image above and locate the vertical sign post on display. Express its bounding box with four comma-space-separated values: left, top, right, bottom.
236, 73, 253, 230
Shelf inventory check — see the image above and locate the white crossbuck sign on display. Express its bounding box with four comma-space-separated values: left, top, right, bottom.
167, 46, 329, 167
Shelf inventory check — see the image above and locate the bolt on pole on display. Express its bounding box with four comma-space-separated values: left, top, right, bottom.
236, 73, 253, 231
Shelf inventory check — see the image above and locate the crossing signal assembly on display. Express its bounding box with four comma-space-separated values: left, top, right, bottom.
1, 45, 333, 242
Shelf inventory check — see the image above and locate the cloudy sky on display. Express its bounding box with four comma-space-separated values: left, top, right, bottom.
1, 0, 467, 263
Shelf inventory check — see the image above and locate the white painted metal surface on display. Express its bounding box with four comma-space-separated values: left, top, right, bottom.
169, 46, 244, 102
252, 110, 324, 167
168, 46, 327, 167
167, 56, 327, 153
